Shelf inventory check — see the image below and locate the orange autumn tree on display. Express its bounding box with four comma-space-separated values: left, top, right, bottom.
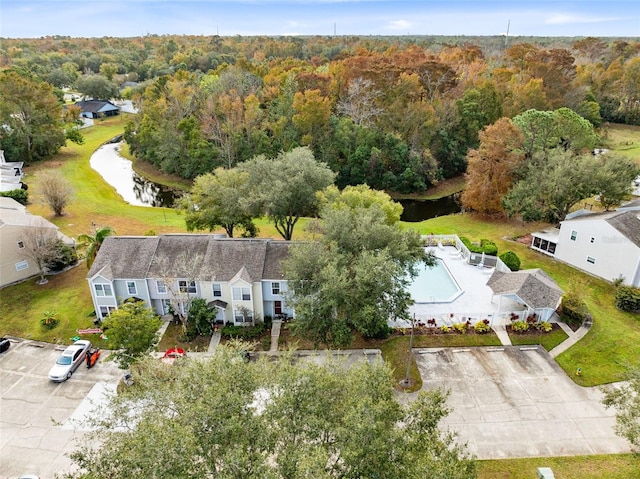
461, 118, 524, 216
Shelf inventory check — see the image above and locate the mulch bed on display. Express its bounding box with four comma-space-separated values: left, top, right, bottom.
505, 322, 562, 335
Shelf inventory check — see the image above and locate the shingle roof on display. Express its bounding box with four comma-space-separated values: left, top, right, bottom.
263, 241, 293, 279
87, 236, 159, 280
605, 211, 640, 248
487, 268, 563, 310
89, 235, 290, 282
73, 100, 119, 113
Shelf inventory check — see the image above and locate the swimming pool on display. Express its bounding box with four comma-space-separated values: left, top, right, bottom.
408, 258, 463, 303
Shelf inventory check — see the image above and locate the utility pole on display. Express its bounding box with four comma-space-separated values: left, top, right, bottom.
401, 313, 416, 387
505, 19, 510, 48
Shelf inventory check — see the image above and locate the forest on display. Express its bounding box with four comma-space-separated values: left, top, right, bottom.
1, 34, 639, 197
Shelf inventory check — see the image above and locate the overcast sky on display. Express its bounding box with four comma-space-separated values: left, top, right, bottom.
1, 0, 639, 38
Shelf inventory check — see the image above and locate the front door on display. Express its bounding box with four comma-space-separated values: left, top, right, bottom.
274, 301, 282, 315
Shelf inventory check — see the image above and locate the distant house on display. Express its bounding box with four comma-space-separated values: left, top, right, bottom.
0, 197, 74, 287
531, 210, 640, 287
0, 149, 24, 192
73, 100, 120, 119
87, 235, 294, 324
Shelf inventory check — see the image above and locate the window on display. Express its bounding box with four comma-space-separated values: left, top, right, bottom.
570, 230, 578, 241
126, 281, 137, 295
15, 260, 28, 271
212, 283, 222, 297
587, 256, 596, 265
590, 237, 595, 244
233, 287, 251, 301
178, 280, 197, 294
272, 282, 280, 295
17, 240, 24, 249
94, 283, 113, 297
234, 309, 253, 322
99, 306, 116, 319
156, 281, 167, 294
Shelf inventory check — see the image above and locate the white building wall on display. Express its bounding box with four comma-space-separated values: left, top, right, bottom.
555, 219, 640, 286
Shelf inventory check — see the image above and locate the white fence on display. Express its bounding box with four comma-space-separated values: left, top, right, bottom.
422, 234, 510, 272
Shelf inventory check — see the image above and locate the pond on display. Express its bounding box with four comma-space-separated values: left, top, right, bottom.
398, 195, 461, 222
90, 141, 462, 220
89, 142, 180, 207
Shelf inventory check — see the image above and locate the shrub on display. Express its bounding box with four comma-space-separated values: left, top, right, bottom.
40, 310, 59, 330
499, 251, 521, 271
0, 188, 28, 205
459, 236, 498, 255
615, 285, 640, 312
535, 321, 553, 332
46, 240, 78, 272
474, 319, 491, 334
222, 323, 267, 340
452, 322, 467, 333
440, 325, 451, 333
511, 320, 529, 333
559, 292, 590, 327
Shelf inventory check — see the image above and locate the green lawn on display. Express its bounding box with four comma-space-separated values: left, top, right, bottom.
507, 325, 569, 351
478, 454, 638, 479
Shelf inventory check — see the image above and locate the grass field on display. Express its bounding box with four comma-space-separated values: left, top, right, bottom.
478, 454, 638, 479
601, 122, 640, 161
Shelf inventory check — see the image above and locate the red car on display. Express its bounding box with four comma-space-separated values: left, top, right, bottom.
161, 348, 186, 365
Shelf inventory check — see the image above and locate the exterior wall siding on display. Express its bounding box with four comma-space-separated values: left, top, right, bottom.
555, 220, 640, 286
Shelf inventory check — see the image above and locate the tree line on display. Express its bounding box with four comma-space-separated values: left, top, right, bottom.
1, 35, 639, 195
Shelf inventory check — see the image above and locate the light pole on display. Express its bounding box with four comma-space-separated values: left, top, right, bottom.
400, 313, 416, 388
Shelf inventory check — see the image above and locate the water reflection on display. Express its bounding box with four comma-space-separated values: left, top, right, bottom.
89, 142, 180, 208
399, 194, 461, 222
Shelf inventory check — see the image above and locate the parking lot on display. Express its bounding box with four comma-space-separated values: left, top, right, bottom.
414, 345, 630, 459
0, 337, 122, 479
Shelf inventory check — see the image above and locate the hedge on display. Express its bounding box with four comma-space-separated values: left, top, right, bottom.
0, 188, 28, 205
459, 237, 498, 256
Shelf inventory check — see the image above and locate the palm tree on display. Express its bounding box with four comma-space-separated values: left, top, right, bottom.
77, 226, 115, 268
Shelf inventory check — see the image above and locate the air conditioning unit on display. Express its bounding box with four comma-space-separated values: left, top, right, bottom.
537, 467, 555, 479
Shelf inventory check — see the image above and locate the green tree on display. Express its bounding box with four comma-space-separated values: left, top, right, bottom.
65, 346, 476, 479
0, 70, 67, 164
602, 371, 640, 451
240, 147, 335, 240
188, 297, 215, 336
503, 149, 598, 222
593, 153, 640, 210
101, 300, 161, 369
77, 226, 115, 268
283, 187, 433, 347
75, 74, 119, 100
178, 167, 256, 238
503, 148, 640, 222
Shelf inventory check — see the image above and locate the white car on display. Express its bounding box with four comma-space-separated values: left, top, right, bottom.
48, 340, 91, 382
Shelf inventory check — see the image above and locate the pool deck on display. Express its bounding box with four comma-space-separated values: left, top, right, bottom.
407, 245, 525, 328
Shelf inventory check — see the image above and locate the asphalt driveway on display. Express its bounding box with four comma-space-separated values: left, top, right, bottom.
0, 337, 122, 479
413, 345, 630, 459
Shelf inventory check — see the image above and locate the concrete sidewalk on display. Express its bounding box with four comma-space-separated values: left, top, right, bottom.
549, 318, 592, 358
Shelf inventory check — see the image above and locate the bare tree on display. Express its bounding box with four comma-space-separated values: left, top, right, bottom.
19, 226, 60, 284
337, 78, 383, 127
39, 170, 74, 216
153, 251, 204, 332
